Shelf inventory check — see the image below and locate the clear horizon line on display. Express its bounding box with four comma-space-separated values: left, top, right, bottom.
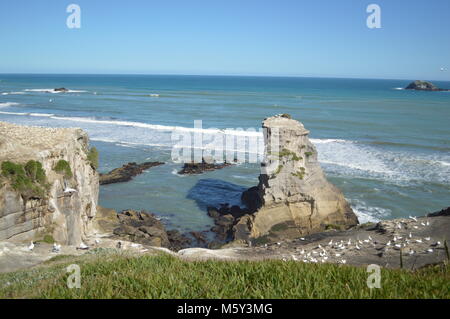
0, 72, 449, 83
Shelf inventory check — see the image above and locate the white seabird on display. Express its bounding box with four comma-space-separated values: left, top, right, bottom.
409, 215, 418, 222
52, 243, 61, 253
28, 241, 35, 251
64, 187, 77, 194
78, 242, 89, 250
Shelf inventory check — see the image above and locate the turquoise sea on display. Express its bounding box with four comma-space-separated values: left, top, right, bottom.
0, 74, 449, 234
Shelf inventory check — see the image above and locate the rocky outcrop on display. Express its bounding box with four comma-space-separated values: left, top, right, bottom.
427, 207, 450, 217
111, 209, 191, 251
99, 161, 164, 185
54, 88, 69, 92
178, 159, 233, 175
405, 80, 448, 91
236, 114, 358, 242
0, 122, 98, 245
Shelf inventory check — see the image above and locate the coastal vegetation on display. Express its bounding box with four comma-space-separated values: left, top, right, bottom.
0, 252, 448, 299
87, 147, 99, 170
53, 160, 73, 179
1, 160, 49, 199
277, 148, 302, 161
291, 167, 306, 179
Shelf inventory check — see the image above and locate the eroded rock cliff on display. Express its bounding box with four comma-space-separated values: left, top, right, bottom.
0, 122, 98, 245
237, 114, 358, 242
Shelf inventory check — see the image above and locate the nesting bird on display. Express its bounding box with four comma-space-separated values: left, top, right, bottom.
78, 242, 89, 250
52, 243, 61, 253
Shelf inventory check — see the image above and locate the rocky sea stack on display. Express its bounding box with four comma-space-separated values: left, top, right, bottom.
235, 114, 359, 242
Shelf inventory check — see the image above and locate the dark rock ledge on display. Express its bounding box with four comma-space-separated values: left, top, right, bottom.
112, 209, 191, 251
99, 161, 164, 185
178, 158, 233, 175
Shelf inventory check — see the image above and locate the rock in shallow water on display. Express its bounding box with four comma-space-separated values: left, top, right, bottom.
99, 161, 164, 185
178, 158, 233, 175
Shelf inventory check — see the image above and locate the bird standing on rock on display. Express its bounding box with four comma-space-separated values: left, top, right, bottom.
28, 241, 34, 251
52, 243, 61, 253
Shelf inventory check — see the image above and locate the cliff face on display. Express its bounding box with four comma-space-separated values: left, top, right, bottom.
238, 115, 358, 241
0, 122, 98, 245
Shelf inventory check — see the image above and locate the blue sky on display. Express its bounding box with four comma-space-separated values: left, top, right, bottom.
1, 0, 449, 80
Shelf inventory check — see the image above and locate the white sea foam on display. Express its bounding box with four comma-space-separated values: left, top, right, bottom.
1, 111, 449, 185
350, 200, 391, 223
24, 89, 88, 94
310, 138, 348, 144
1, 92, 26, 95
394, 87, 404, 90
49, 115, 262, 137
0, 102, 21, 108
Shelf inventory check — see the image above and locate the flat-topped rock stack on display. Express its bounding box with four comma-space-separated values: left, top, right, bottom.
236, 114, 359, 242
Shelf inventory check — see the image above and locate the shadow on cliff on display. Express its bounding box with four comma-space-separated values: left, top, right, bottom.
186, 179, 248, 212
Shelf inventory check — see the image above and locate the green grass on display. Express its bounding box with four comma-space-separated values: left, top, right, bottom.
278, 149, 302, 161
39, 234, 55, 244
1, 160, 49, 199
87, 147, 99, 170
0, 253, 448, 299
273, 164, 283, 176
291, 167, 306, 180
53, 160, 73, 179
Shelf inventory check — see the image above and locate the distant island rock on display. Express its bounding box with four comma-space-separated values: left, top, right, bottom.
54, 87, 69, 92
405, 80, 449, 91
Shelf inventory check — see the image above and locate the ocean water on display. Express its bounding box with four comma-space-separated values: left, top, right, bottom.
0, 74, 449, 233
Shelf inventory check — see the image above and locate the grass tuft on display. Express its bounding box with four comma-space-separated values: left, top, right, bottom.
1, 160, 49, 199
53, 160, 73, 179
87, 147, 99, 170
